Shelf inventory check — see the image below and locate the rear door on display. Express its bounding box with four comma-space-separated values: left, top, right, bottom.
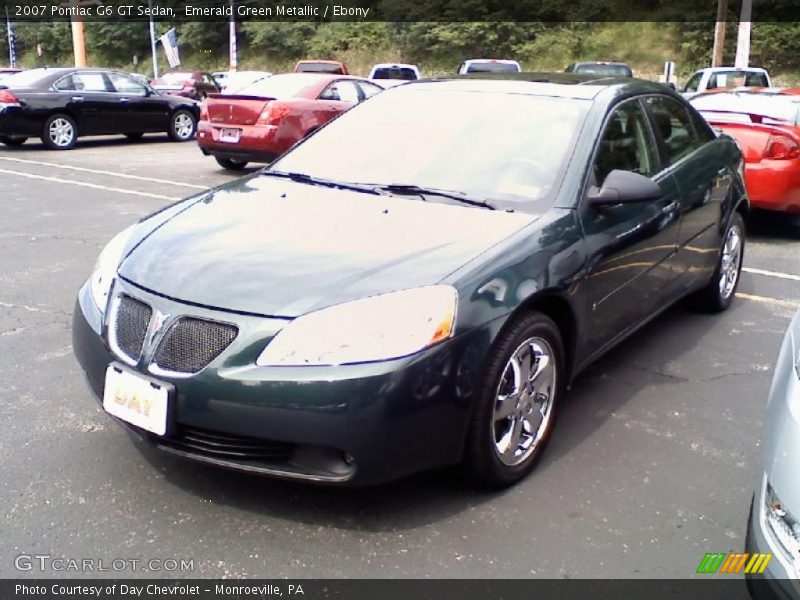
53, 71, 114, 135
579, 97, 682, 354
644, 95, 729, 291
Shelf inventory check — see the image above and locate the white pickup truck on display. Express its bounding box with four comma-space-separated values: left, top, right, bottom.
681, 67, 772, 99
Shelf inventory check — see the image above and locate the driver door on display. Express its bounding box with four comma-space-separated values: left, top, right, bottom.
579, 98, 682, 355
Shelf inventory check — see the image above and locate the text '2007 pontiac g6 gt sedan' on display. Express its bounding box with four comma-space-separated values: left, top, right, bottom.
73, 74, 748, 487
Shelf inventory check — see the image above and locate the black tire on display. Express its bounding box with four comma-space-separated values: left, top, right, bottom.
215, 157, 248, 171
125, 132, 144, 141
41, 114, 77, 150
693, 212, 745, 312
0, 135, 27, 147
167, 109, 197, 142
463, 311, 566, 487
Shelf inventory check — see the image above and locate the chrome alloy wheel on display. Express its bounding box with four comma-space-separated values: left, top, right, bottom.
492, 337, 557, 466
719, 223, 743, 300
173, 113, 194, 139
49, 118, 75, 147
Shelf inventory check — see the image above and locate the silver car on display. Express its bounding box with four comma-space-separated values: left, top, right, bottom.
747, 309, 800, 598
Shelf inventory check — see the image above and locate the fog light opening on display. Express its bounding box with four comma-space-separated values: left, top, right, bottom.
765, 482, 800, 563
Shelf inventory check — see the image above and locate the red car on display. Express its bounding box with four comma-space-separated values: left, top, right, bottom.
293, 60, 349, 75
151, 70, 220, 100
197, 73, 383, 170
691, 89, 800, 214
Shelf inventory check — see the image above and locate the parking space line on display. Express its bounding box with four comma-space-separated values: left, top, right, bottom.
743, 267, 800, 282
0, 156, 206, 190
0, 169, 178, 201
736, 292, 800, 309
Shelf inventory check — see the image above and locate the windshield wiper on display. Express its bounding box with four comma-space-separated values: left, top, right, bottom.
262, 170, 378, 195
366, 183, 498, 210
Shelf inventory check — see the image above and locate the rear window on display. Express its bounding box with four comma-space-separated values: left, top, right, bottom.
465, 62, 520, 73
574, 64, 633, 77
159, 72, 195, 84
691, 92, 800, 125
373, 68, 417, 81
707, 70, 768, 90
234, 74, 319, 99
1, 68, 56, 87
296, 63, 343, 74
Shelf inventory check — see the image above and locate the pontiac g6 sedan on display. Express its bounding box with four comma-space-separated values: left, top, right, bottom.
73, 74, 748, 487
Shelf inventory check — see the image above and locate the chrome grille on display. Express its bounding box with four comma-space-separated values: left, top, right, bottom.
113, 295, 152, 363
153, 317, 237, 374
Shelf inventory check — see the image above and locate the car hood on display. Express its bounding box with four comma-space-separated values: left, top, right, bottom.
119, 176, 537, 317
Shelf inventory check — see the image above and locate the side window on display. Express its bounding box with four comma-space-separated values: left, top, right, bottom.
53, 74, 76, 91
357, 81, 383, 100
72, 72, 110, 92
318, 81, 360, 103
108, 73, 146, 95
592, 100, 660, 186
683, 72, 702, 93
646, 96, 703, 163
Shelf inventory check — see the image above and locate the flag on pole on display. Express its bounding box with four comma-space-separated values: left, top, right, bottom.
159, 28, 181, 68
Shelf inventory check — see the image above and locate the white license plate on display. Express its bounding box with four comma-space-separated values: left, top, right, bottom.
103, 365, 170, 436
219, 127, 241, 143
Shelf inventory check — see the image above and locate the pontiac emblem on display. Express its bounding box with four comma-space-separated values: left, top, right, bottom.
151, 311, 169, 337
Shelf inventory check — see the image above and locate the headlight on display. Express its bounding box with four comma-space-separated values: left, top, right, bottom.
89, 225, 136, 312
256, 286, 458, 366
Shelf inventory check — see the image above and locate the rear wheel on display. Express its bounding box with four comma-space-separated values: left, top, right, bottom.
463, 311, 565, 487
0, 135, 27, 147
167, 110, 196, 142
41, 114, 77, 150
693, 212, 745, 312
215, 157, 248, 171
125, 132, 144, 141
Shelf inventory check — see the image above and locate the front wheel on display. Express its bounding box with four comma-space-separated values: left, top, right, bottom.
0, 135, 27, 147
168, 110, 196, 142
463, 311, 565, 487
41, 114, 77, 150
215, 157, 248, 171
693, 212, 745, 312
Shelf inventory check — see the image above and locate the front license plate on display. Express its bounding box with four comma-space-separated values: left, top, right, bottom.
219, 127, 241, 143
103, 364, 170, 436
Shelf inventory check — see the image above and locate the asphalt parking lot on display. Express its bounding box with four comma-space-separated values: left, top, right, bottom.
1, 134, 799, 580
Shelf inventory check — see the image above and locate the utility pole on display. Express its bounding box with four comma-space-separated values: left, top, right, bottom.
229, 0, 237, 72
712, 0, 727, 67
734, 0, 752, 69
70, 0, 86, 67
148, 0, 159, 78
5, 6, 15, 67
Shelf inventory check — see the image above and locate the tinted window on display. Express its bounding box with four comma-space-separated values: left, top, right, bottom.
646, 96, 703, 163
297, 63, 343, 74
574, 63, 633, 77
593, 100, 659, 185
57, 72, 110, 92
465, 62, 520, 73
3, 68, 54, 87
372, 68, 417, 80
272, 86, 589, 212
108, 72, 146, 95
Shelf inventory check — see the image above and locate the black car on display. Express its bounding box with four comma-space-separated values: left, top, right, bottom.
0, 67, 199, 150
73, 74, 747, 487
566, 61, 634, 78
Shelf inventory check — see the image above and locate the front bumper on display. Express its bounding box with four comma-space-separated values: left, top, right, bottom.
72, 279, 495, 485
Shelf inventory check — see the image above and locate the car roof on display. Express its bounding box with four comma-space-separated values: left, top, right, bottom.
416, 72, 666, 100
296, 60, 343, 65
464, 59, 520, 64
371, 63, 418, 69
697, 66, 768, 73
575, 61, 631, 66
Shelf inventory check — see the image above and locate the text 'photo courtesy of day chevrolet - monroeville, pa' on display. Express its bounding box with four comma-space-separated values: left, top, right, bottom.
1, 0, 800, 599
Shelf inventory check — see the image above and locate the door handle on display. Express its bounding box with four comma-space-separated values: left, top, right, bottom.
661, 200, 679, 214
119, 98, 130, 103
71, 96, 84, 102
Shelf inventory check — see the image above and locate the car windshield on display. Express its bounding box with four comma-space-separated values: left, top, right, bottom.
466, 62, 519, 73
373, 67, 417, 80
159, 72, 194, 84
574, 64, 633, 77
234, 74, 318, 98
271, 85, 588, 212
297, 63, 342, 74
223, 72, 272, 92
691, 92, 800, 125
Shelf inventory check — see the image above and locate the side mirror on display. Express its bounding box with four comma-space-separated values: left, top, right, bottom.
587, 170, 663, 206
